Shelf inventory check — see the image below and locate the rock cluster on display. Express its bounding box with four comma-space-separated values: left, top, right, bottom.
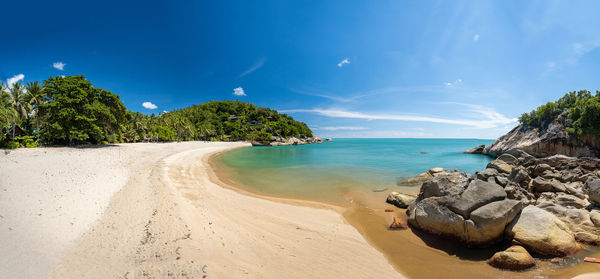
463, 144, 485, 154
397, 167, 461, 186
403, 149, 600, 259
268, 136, 325, 146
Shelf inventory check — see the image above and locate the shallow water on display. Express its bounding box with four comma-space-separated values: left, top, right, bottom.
215, 138, 600, 279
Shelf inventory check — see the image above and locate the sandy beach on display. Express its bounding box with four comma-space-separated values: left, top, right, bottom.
0, 142, 403, 278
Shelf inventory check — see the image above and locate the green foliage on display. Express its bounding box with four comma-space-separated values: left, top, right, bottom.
519, 90, 600, 138
3, 141, 19, 149
15, 135, 39, 148
1, 76, 313, 146
39, 75, 128, 144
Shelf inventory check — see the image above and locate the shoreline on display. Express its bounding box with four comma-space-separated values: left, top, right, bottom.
0, 142, 402, 278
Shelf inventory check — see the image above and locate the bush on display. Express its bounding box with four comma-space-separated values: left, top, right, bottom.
3, 141, 19, 149
14, 136, 39, 148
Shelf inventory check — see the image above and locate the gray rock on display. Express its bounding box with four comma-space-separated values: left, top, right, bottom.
488, 160, 514, 174
590, 209, 600, 227
506, 205, 580, 256
495, 176, 509, 187
508, 167, 530, 184
464, 145, 485, 154
565, 181, 586, 199
465, 199, 522, 245
386, 192, 416, 209
533, 164, 553, 176
409, 197, 466, 238
418, 172, 472, 200
447, 180, 507, 218
584, 178, 600, 205
498, 153, 518, 165
530, 177, 566, 193
541, 170, 562, 180
477, 168, 499, 181
537, 202, 599, 244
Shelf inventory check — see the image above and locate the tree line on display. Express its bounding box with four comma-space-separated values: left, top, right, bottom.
519, 90, 600, 138
0, 75, 313, 148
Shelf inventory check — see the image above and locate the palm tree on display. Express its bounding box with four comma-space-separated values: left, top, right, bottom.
8, 82, 31, 139
26, 81, 45, 131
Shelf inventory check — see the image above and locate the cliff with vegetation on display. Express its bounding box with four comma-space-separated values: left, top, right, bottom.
484, 90, 600, 157
0, 75, 313, 147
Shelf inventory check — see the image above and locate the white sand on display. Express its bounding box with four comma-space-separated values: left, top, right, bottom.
0, 142, 403, 278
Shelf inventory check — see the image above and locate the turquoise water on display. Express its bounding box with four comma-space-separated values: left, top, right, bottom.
218, 138, 495, 202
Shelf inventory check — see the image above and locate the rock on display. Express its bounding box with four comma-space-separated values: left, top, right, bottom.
389, 216, 408, 230
589, 209, 600, 227
506, 205, 580, 256
584, 179, 600, 205
530, 177, 566, 193
487, 246, 536, 271
498, 154, 518, 165
477, 168, 499, 181
487, 159, 514, 174
465, 199, 522, 245
565, 182, 586, 199
537, 202, 599, 244
541, 170, 562, 180
508, 167, 530, 184
409, 197, 466, 238
554, 193, 589, 209
495, 176, 509, 187
464, 144, 485, 154
429, 167, 444, 174
386, 192, 416, 209
447, 180, 507, 218
533, 164, 553, 176
417, 172, 472, 200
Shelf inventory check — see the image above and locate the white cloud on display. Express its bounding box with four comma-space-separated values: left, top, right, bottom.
445, 79, 462, 86
53, 62, 66, 71
233, 87, 246, 96
318, 126, 367, 131
237, 58, 265, 78
473, 34, 480, 41
337, 58, 350, 68
142, 101, 158, 109
283, 104, 517, 129
6, 74, 25, 88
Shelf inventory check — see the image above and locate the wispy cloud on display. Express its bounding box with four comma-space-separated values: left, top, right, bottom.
53, 62, 66, 71
544, 41, 600, 76
445, 79, 462, 86
6, 74, 25, 88
142, 101, 158, 109
337, 58, 350, 67
233, 87, 246, 96
237, 58, 265, 78
317, 126, 367, 131
473, 34, 480, 41
283, 105, 516, 129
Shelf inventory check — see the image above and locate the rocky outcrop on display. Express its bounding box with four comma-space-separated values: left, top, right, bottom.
487, 245, 536, 270
464, 144, 485, 154
267, 136, 325, 146
386, 192, 415, 209
482, 112, 600, 158
403, 147, 600, 257
506, 205, 580, 256
397, 167, 461, 186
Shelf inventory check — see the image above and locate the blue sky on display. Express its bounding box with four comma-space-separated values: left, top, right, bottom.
2, 0, 600, 139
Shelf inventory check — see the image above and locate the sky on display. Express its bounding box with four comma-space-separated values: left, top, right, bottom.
2, 0, 600, 139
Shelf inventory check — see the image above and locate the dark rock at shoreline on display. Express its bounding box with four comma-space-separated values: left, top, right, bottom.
464, 144, 485, 154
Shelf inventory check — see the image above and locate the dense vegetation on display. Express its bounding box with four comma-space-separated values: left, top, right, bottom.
519, 90, 600, 138
0, 75, 312, 148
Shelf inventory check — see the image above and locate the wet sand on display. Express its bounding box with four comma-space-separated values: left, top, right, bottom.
212, 151, 600, 279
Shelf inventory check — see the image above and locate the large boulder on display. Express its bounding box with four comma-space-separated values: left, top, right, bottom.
464, 144, 485, 154
487, 159, 514, 174
530, 177, 566, 193
409, 197, 466, 238
465, 199, 522, 245
584, 179, 600, 205
417, 172, 472, 200
497, 153, 518, 165
477, 168, 499, 181
447, 179, 507, 218
386, 192, 416, 209
487, 245, 536, 271
537, 201, 599, 244
506, 205, 580, 256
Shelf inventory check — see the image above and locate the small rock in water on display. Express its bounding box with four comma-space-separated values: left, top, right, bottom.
550, 258, 564, 264
487, 245, 536, 270
389, 216, 408, 230
386, 192, 416, 209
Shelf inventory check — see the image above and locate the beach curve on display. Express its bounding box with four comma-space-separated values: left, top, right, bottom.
40, 142, 404, 278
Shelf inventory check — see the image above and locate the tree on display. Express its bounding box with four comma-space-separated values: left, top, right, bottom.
0, 82, 14, 142
39, 75, 128, 144
8, 82, 31, 139
25, 81, 45, 131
